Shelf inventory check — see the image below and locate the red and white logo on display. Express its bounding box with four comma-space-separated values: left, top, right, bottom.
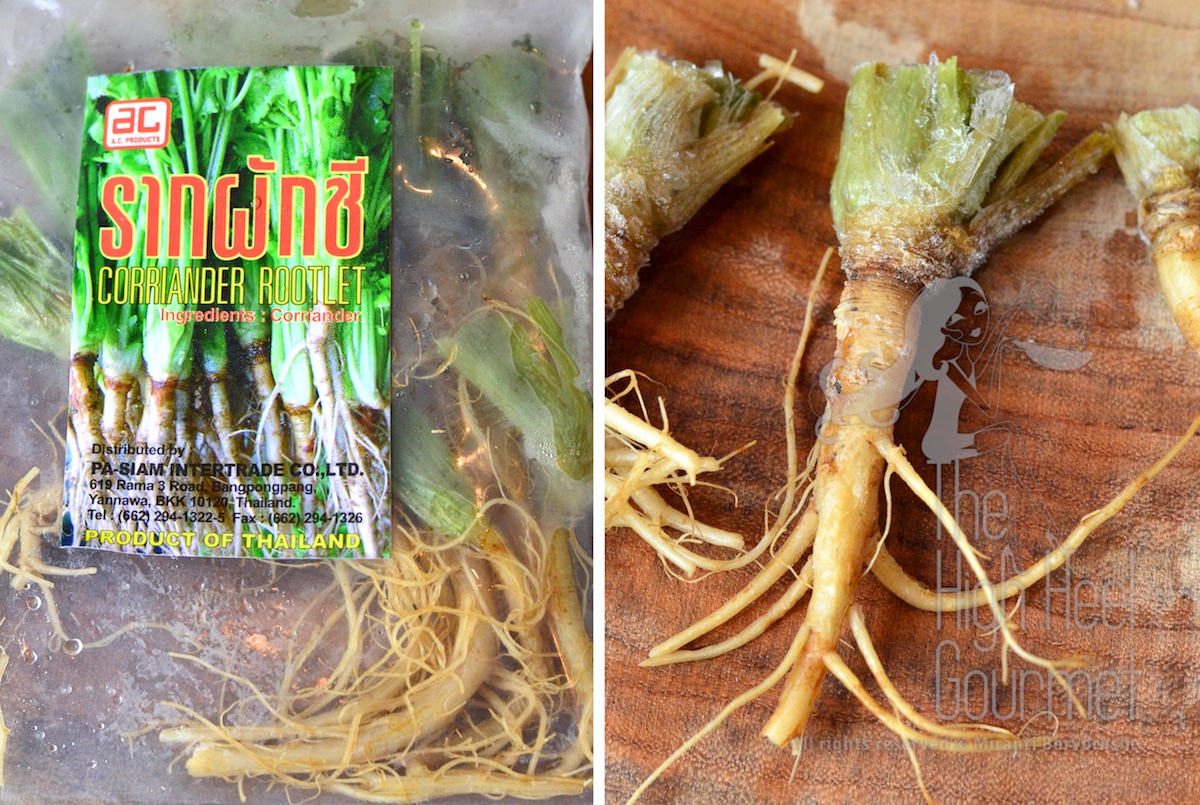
103, 98, 172, 150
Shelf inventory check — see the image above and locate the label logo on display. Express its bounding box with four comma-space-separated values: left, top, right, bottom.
103, 98, 172, 150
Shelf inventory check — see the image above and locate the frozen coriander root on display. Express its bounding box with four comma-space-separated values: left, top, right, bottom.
604, 371, 748, 578
629, 57, 1200, 805
0, 209, 69, 355
604, 48, 799, 319
155, 31, 593, 801
1113, 106, 1200, 347
0, 467, 97, 786
604, 246, 828, 588
764, 56, 1113, 747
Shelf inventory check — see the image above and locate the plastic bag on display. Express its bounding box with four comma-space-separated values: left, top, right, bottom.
0, 0, 592, 802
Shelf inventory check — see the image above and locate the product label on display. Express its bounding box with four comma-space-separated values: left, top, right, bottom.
63, 65, 393, 559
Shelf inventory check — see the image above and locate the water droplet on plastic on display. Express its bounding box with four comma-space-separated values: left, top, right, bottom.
48, 743, 59, 753
87, 759, 98, 769
25, 595, 41, 611
112, 694, 122, 705
63, 639, 83, 656
22, 647, 37, 664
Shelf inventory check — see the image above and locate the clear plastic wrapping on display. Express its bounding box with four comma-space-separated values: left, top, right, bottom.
0, 1, 593, 802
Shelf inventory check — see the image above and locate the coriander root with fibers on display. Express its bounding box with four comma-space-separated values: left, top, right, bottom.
629, 58, 1200, 803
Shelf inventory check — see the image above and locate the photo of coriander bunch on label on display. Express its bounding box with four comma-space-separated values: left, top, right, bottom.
66, 65, 393, 560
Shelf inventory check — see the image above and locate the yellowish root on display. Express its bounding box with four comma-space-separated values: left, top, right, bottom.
872, 413, 1200, 612
626, 623, 812, 805
604, 373, 755, 578
0, 468, 99, 787
627, 255, 1198, 802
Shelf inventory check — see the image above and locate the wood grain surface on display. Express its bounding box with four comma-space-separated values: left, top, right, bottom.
604, 1, 1200, 803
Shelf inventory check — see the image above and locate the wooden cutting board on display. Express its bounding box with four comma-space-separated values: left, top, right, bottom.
604, 1, 1200, 803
